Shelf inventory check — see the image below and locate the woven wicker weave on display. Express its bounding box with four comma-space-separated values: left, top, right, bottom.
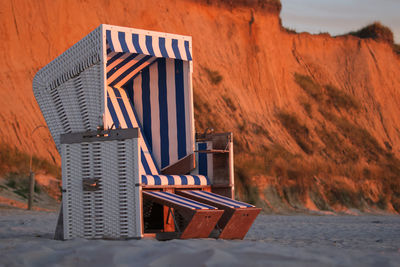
61, 129, 141, 239
33, 26, 104, 151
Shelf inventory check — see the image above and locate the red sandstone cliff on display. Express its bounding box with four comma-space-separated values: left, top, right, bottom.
0, 0, 399, 213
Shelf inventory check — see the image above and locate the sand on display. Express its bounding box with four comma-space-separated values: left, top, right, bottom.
0, 209, 399, 267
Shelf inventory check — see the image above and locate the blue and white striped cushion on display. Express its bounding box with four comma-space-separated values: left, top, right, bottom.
183, 190, 255, 208
142, 175, 210, 186
144, 191, 216, 210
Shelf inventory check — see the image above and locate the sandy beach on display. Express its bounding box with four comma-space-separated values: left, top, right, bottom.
0, 209, 399, 267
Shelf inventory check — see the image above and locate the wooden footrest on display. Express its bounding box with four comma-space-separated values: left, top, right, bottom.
143, 191, 223, 239
177, 190, 261, 239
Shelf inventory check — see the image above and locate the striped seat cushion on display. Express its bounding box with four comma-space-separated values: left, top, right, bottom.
142, 175, 210, 186
144, 191, 216, 210
183, 190, 255, 208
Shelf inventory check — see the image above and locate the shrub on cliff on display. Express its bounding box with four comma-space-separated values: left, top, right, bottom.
394, 44, 400, 55
202, 0, 281, 13
349, 22, 394, 44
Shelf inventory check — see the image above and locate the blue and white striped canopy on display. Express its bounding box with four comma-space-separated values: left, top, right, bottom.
104, 26, 195, 174
106, 29, 192, 61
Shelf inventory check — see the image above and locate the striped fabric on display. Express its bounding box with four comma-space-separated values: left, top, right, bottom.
106, 45, 194, 171
192, 142, 213, 181
106, 29, 192, 61
121, 57, 194, 170
183, 190, 255, 208
144, 191, 216, 210
106, 86, 159, 175
106, 86, 206, 186
107, 50, 157, 88
142, 175, 210, 186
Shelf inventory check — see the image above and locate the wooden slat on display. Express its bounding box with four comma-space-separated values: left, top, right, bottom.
160, 153, 195, 175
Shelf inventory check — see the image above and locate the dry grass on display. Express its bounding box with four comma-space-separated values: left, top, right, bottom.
294, 73, 323, 101
233, 73, 400, 212
193, 88, 222, 132
222, 94, 237, 111
316, 126, 359, 163
276, 111, 314, 154
0, 143, 60, 178
235, 138, 400, 212
300, 100, 312, 116
295, 73, 359, 111
5, 172, 41, 199
251, 122, 272, 140
322, 112, 383, 162
203, 67, 223, 85
325, 84, 360, 110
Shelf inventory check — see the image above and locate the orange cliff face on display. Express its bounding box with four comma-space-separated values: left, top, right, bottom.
0, 0, 399, 213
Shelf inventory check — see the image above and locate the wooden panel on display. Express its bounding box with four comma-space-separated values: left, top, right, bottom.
211, 186, 233, 199
180, 210, 222, 239
163, 188, 175, 232
161, 153, 195, 175
218, 208, 260, 239
177, 190, 261, 240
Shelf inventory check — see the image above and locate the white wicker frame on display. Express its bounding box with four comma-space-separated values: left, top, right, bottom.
33, 24, 195, 153
61, 129, 142, 240
33, 26, 104, 151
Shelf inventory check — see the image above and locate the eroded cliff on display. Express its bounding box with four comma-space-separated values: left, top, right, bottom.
1, 0, 399, 213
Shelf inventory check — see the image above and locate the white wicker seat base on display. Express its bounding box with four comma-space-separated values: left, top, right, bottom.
61, 129, 142, 240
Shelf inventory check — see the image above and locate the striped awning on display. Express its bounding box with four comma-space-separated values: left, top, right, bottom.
142, 175, 210, 186
107, 51, 157, 88
106, 29, 192, 61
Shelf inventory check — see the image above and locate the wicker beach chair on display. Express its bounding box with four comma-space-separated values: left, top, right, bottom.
33, 25, 260, 240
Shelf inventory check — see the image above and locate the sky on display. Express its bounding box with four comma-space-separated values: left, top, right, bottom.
280, 0, 400, 43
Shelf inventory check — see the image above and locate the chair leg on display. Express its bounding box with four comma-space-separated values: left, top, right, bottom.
54, 204, 64, 240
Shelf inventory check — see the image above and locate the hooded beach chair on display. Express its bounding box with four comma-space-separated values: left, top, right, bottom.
33, 24, 259, 240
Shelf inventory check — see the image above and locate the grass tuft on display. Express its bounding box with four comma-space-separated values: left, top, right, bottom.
5, 172, 41, 199
325, 84, 360, 110
294, 73, 323, 101
204, 67, 223, 85
222, 94, 237, 111
0, 143, 60, 178
276, 111, 314, 154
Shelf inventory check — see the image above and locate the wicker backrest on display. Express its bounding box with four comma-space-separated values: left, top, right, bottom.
33, 25, 195, 173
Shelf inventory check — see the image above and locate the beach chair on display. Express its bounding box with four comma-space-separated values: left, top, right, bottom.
33, 24, 260, 240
